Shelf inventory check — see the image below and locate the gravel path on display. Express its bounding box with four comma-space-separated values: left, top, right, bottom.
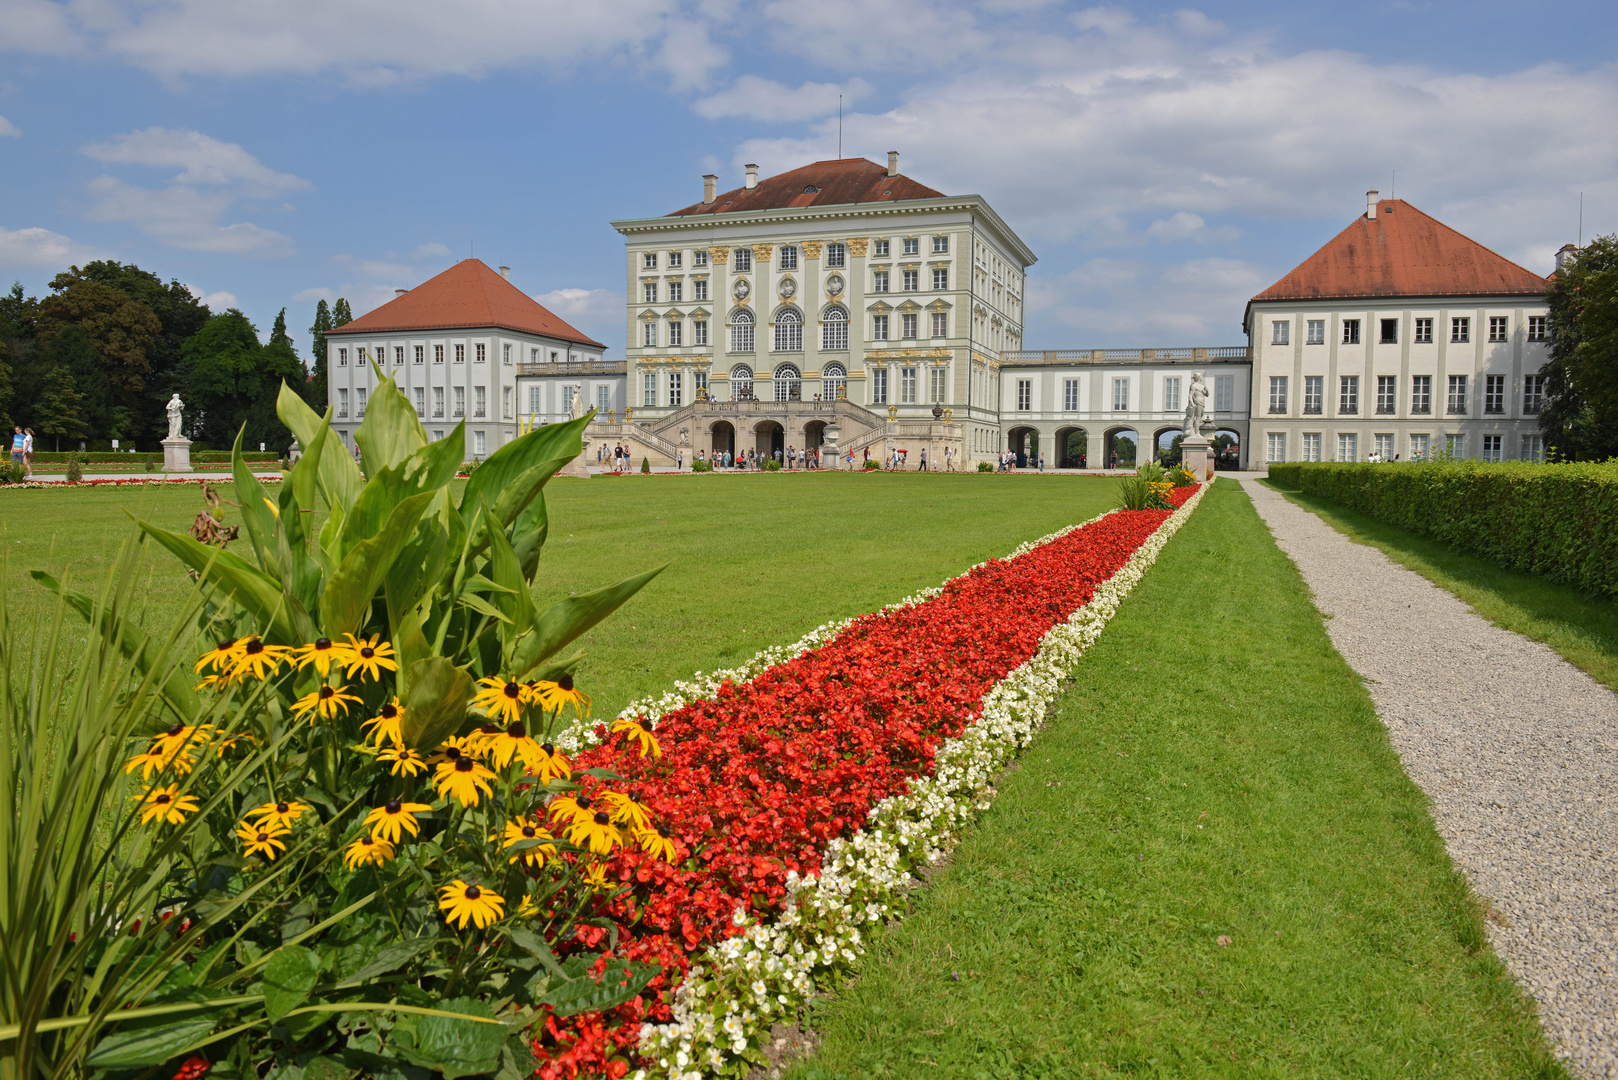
1242, 479, 1618, 1079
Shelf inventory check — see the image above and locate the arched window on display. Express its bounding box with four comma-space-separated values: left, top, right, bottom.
774, 308, 803, 352
731, 364, 753, 400
822, 362, 847, 401
774, 364, 802, 402
730, 310, 754, 353
822, 306, 848, 351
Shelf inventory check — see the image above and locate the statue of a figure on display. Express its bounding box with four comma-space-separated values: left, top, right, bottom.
567, 387, 589, 421
165, 394, 185, 440
1184, 372, 1209, 437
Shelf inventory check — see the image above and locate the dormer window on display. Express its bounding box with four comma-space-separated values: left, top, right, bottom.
803, 185, 820, 194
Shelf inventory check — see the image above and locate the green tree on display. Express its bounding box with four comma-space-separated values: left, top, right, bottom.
0, 336, 13, 432
37, 325, 127, 439
35, 363, 87, 451
1541, 236, 1618, 460
332, 297, 353, 329
182, 310, 297, 451
35, 279, 160, 425
307, 299, 332, 411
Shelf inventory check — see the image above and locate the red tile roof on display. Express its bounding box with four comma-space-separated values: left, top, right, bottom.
327, 259, 605, 348
1252, 200, 1548, 303
667, 158, 945, 217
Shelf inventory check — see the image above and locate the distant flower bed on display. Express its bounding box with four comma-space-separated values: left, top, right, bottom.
1, 476, 284, 489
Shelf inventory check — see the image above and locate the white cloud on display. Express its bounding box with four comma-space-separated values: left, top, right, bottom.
694, 76, 872, 122
758, 0, 986, 70
534, 287, 621, 320
292, 286, 336, 304
83, 176, 296, 255
83, 128, 309, 194
0, 225, 110, 269
1145, 211, 1240, 244
0, 0, 80, 54
412, 242, 451, 260
1027, 255, 1266, 342
0, 116, 19, 138
198, 289, 238, 310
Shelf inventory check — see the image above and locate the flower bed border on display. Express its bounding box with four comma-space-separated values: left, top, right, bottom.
0, 477, 285, 490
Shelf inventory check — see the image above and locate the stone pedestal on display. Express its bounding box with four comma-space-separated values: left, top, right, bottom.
558, 436, 591, 478
162, 436, 193, 473
1180, 435, 1213, 481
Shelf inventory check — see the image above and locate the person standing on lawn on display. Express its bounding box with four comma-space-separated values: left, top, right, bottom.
919, 448, 927, 471
22, 429, 34, 477
10, 427, 23, 471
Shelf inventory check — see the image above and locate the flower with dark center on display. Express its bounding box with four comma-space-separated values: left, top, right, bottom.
568, 807, 623, 855
246, 800, 308, 829
438, 879, 505, 929
235, 818, 290, 859
434, 754, 495, 807
365, 799, 431, 843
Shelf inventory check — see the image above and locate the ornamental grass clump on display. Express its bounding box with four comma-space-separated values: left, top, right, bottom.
1115, 461, 1174, 510
18, 364, 676, 1079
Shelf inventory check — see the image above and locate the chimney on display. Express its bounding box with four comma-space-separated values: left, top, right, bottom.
394, 288, 408, 297
888, 150, 900, 177
499, 266, 510, 280
703, 174, 718, 204
1366, 190, 1379, 220
1555, 243, 1579, 271
744, 164, 758, 190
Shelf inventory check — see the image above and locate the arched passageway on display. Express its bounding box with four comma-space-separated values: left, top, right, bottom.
755, 420, 784, 461
1214, 429, 1242, 470
803, 420, 827, 452
710, 420, 735, 458
1103, 427, 1138, 469
1054, 426, 1088, 468
1154, 427, 1183, 465
1006, 426, 1039, 467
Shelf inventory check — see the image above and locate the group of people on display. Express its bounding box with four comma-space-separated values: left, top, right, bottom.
596, 443, 639, 473
997, 449, 1047, 472
694, 445, 824, 470
9, 426, 35, 477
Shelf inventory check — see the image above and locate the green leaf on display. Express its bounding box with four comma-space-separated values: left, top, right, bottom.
510, 566, 664, 678
390, 998, 507, 1080
231, 426, 281, 575
134, 522, 303, 645
333, 938, 439, 988
320, 491, 435, 640
355, 365, 429, 477
277, 380, 363, 517
336, 427, 466, 563
480, 503, 538, 668
86, 1016, 220, 1068
263, 944, 322, 1022
400, 656, 474, 750
510, 487, 549, 582
539, 961, 661, 1018
504, 926, 566, 979
459, 414, 590, 521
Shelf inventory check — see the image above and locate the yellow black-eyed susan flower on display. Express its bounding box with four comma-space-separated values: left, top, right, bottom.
343, 834, 396, 870
194, 638, 244, 675
246, 799, 308, 829
516, 893, 541, 919
235, 819, 290, 860
545, 793, 593, 831
150, 723, 215, 759
291, 683, 363, 723
438, 880, 505, 930
294, 636, 350, 678
497, 816, 557, 867
361, 699, 405, 747
475, 720, 542, 770
230, 636, 290, 681
427, 735, 480, 766
567, 810, 622, 856
378, 746, 427, 777
433, 756, 495, 808
365, 799, 432, 843
135, 784, 200, 826
472, 676, 525, 726
600, 790, 652, 831
534, 674, 591, 718
579, 861, 612, 892
609, 716, 661, 759
635, 824, 679, 863
341, 634, 398, 682
529, 742, 572, 785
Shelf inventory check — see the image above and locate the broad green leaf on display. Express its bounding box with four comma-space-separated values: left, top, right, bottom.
481, 503, 537, 668
86, 1015, 220, 1068
539, 961, 661, 1018
135, 522, 302, 645
277, 380, 362, 515
459, 413, 590, 520
320, 492, 434, 640
391, 998, 507, 1080
510, 489, 549, 583
231, 427, 280, 575
333, 938, 439, 988
400, 657, 474, 750
510, 566, 664, 678
504, 927, 566, 979
28, 570, 199, 722
336, 422, 466, 562
263, 944, 322, 1022
354, 365, 428, 477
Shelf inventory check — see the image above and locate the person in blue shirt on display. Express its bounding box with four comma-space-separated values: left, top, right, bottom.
10, 427, 23, 471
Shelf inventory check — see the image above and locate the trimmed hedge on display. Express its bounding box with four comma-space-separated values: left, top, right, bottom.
1267, 460, 1618, 596
20, 451, 280, 464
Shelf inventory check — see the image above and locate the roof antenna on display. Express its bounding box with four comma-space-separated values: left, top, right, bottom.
1391, 169, 1395, 200
838, 94, 843, 159
1580, 191, 1584, 246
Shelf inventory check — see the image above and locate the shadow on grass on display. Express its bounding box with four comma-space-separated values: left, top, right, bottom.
1264, 479, 1618, 695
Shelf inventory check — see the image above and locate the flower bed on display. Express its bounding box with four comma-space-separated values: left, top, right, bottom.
540, 484, 1205, 1078
0, 476, 283, 489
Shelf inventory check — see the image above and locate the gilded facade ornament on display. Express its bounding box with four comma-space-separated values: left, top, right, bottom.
888, 405, 898, 420
778, 276, 797, 300
710, 247, 730, 264
847, 238, 869, 257
802, 241, 824, 259
825, 274, 845, 298
752, 243, 774, 262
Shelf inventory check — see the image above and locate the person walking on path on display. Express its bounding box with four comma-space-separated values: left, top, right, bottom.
919, 448, 928, 472
10, 427, 24, 473
1038, 450, 1045, 472
22, 428, 33, 477
677, 449, 683, 470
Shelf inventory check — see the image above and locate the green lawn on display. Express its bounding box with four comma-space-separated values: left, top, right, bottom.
787, 479, 1565, 1080
0, 472, 1117, 720
1267, 481, 1618, 696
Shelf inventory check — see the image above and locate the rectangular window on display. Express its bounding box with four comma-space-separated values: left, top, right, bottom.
1269, 375, 1288, 414
453, 387, 465, 417
693, 279, 708, 301
668, 250, 682, 268
503, 386, 513, 418
1339, 375, 1359, 414
874, 239, 890, 258
872, 314, 889, 341
500, 343, 510, 365
598, 384, 612, 413
643, 373, 656, 406
730, 316, 753, 353
1414, 317, 1434, 344
394, 346, 404, 364
1342, 319, 1361, 345
1524, 374, 1544, 415
527, 386, 540, 414
1489, 316, 1509, 342
668, 321, 682, 347
338, 348, 348, 366
475, 343, 485, 363
1303, 375, 1323, 414
826, 243, 846, 267
1482, 433, 1502, 462
1451, 316, 1470, 343
412, 386, 424, 415
1064, 378, 1079, 411
434, 344, 444, 364
903, 270, 919, 291
733, 248, 751, 272
694, 321, 708, 346
473, 386, 485, 417
1215, 375, 1233, 412
1163, 376, 1181, 413
1447, 374, 1467, 414
779, 246, 798, 271
929, 367, 945, 403
933, 235, 949, 253
1527, 315, 1547, 341
354, 387, 366, 417
337, 388, 349, 417
1016, 379, 1031, 411
1302, 433, 1322, 462
1267, 432, 1286, 463
434, 387, 445, 417
1411, 374, 1432, 414
643, 252, 657, 269
414, 345, 424, 364
1380, 318, 1398, 344
1272, 320, 1290, 346
562, 385, 576, 414
668, 281, 683, 303
1377, 375, 1397, 414
932, 268, 948, 290
694, 249, 708, 268
1410, 432, 1430, 459
642, 322, 657, 347
455, 344, 465, 363
669, 372, 683, 407
901, 367, 917, 404
1307, 319, 1325, 345
903, 237, 919, 255
474, 431, 486, 456
1375, 433, 1394, 460
931, 312, 947, 338
1447, 433, 1466, 458
1337, 433, 1357, 462
873, 271, 889, 293
1522, 433, 1544, 462
901, 313, 918, 339
643, 282, 657, 303
872, 368, 888, 404
1485, 374, 1505, 414
1112, 377, 1129, 411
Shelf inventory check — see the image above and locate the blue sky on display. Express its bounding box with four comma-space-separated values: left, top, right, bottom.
1, 0, 1613, 355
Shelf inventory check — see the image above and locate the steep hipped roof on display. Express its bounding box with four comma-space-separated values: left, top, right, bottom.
328, 259, 604, 348
666, 158, 945, 217
1252, 200, 1548, 305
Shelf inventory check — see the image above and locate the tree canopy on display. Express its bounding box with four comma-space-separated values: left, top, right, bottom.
182, 310, 301, 451
1539, 236, 1618, 460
